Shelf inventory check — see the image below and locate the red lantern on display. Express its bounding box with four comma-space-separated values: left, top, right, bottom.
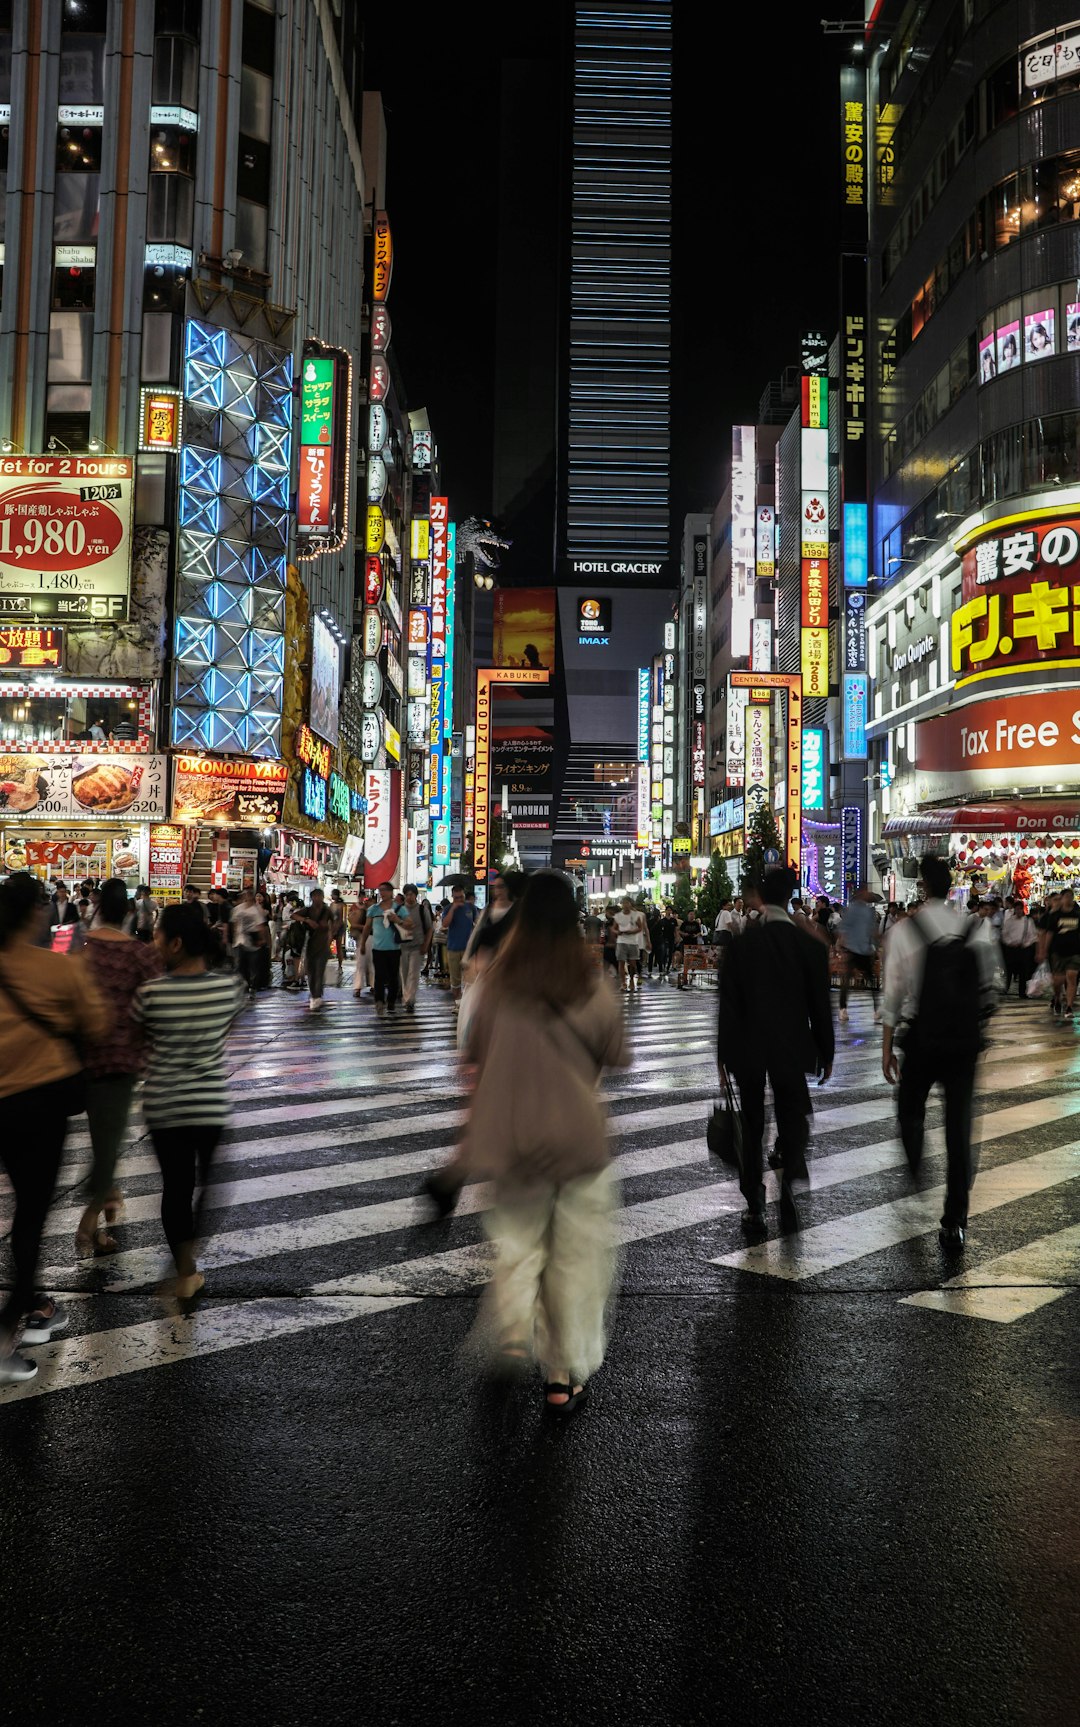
958, 850, 968, 863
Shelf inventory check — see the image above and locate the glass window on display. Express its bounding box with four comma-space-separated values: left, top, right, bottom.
983, 58, 1019, 132
1027, 157, 1059, 231
49, 311, 94, 382
236, 134, 270, 203
234, 197, 267, 272
44, 404, 91, 456
59, 33, 105, 105
149, 126, 195, 174
53, 263, 95, 309
993, 171, 1025, 249
141, 310, 174, 381
135, 454, 168, 525
240, 65, 272, 143
53, 173, 100, 243
241, 0, 275, 75
1057, 154, 1080, 223
153, 34, 199, 108
155, 0, 201, 36
147, 172, 193, 243
0, 691, 143, 750
142, 262, 186, 312
56, 124, 101, 171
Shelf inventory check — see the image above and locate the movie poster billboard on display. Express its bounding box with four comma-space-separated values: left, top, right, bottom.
492, 588, 556, 671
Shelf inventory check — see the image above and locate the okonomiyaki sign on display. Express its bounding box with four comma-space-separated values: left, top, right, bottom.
953, 513, 1080, 687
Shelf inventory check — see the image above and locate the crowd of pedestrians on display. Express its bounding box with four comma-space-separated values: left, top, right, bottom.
0, 851, 1060, 1411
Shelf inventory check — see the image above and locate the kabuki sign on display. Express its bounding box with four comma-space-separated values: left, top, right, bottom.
953, 511, 1080, 687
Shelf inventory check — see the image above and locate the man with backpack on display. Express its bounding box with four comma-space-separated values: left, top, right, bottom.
880, 853, 997, 1251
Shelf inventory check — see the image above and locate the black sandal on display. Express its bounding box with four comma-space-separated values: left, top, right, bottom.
544, 1380, 589, 1416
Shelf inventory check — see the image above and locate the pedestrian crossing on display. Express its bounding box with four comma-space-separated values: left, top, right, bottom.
2, 977, 1079, 1403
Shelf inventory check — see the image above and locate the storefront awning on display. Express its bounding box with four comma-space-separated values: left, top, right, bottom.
883, 801, 1080, 837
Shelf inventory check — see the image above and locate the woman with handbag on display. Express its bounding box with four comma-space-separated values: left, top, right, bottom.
456, 872, 630, 1415
0, 872, 107, 1384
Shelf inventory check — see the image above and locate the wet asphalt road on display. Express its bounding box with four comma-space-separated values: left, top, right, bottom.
1, 979, 1077, 1726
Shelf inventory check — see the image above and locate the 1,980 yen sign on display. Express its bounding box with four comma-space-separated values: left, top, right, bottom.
0, 455, 134, 620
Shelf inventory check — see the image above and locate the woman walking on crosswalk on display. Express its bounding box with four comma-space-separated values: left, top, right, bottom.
132, 903, 246, 1304
457, 871, 630, 1414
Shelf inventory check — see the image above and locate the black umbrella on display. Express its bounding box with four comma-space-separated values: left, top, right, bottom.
431, 872, 473, 891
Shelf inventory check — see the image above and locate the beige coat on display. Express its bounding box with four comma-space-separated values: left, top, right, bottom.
457, 974, 630, 1184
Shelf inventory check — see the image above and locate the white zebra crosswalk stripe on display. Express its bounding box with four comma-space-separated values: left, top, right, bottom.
712, 1140, 1080, 1282
0, 1294, 417, 1405
900, 1221, 1080, 1322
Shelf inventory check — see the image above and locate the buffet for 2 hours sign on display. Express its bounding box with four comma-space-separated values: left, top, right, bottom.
0, 455, 133, 619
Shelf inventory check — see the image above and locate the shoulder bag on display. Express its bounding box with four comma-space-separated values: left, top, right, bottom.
707, 1071, 744, 1172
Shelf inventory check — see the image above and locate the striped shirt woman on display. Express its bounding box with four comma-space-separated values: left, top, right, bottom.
131, 904, 245, 1302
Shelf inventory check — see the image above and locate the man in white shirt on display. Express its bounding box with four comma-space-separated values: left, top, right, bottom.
613, 896, 646, 993
1000, 896, 1037, 998
714, 898, 740, 949
880, 853, 997, 1250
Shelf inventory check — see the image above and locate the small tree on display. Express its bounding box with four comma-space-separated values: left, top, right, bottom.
671, 872, 694, 920
697, 850, 734, 931
741, 804, 784, 893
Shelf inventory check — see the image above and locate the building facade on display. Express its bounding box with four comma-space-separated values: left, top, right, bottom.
0, 1, 438, 898
861, 0, 1080, 902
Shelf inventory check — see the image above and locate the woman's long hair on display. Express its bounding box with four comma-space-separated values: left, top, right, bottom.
490, 871, 594, 1009
0, 872, 46, 950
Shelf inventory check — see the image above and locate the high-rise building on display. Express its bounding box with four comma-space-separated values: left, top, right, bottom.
490, 1, 675, 876
0, 2, 413, 900
860, 2, 1080, 903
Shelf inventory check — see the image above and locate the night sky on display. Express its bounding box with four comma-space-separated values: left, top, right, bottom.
363, 7, 846, 546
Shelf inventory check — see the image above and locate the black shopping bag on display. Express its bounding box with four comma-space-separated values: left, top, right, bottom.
706, 1074, 744, 1172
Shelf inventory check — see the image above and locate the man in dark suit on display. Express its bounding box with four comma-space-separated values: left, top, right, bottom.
717, 865, 834, 1234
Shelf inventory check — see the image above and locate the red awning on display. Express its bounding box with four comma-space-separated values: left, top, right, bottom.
883, 802, 1080, 837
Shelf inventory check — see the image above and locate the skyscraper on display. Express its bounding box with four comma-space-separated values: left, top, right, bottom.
491, 2, 675, 873
561, 1, 672, 579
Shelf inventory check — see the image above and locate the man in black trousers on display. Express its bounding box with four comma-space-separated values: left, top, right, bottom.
718, 865, 834, 1235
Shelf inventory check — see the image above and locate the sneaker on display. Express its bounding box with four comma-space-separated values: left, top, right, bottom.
21, 1297, 69, 1345
839, 1008, 849, 1023
0, 1350, 38, 1383
376, 1002, 387, 1018
405, 1002, 416, 1014
308, 998, 323, 1012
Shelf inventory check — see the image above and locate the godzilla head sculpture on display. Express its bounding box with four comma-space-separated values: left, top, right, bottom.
457, 516, 512, 574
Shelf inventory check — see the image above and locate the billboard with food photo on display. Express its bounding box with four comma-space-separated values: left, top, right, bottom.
171, 755, 288, 825
0, 752, 166, 820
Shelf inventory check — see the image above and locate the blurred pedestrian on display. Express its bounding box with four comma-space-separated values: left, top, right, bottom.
456, 872, 631, 1414
131, 903, 246, 1303
230, 886, 269, 997
881, 853, 997, 1250
328, 888, 346, 987
77, 877, 162, 1256
292, 888, 333, 1011
133, 883, 159, 942
717, 865, 834, 1235
0, 873, 106, 1383
838, 884, 880, 1022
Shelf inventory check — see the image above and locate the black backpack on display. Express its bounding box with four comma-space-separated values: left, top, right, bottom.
912, 919, 984, 1061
